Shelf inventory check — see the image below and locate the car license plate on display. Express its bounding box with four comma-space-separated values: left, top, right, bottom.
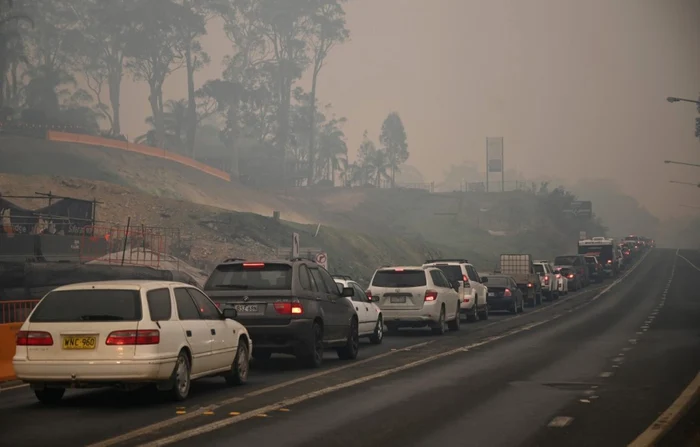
390, 296, 406, 303
234, 304, 258, 313
488, 292, 495, 297
62, 336, 97, 350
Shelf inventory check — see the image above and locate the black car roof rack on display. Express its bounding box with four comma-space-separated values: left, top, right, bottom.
222, 258, 246, 263
425, 258, 469, 264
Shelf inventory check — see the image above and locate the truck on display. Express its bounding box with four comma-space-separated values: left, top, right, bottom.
498, 254, 542, 306
578, 237, 618, 277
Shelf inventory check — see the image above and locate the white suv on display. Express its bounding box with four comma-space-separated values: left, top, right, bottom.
533, 260, 559, 301
333, 276, 383, 344
422, 259, 489, 321
367, 266, 461, 335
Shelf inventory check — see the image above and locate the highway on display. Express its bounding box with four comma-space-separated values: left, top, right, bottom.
0, 248, 698, 447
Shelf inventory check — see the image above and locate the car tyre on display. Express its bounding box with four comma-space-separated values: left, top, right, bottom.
510, 300, 518, 314
431, 306, 447, 335
168, 351, 191, 401
34, 388, 65, 405
301, 322, 324, 368
369, 316, 384, 344
337, 318, 359, 360
477, 303, 489, 320
448, 303, 461, 331
466, 296, 479, 322
224, 341, 249, 386
519, 298, 525, 313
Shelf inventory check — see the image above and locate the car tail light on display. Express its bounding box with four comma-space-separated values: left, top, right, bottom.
555, 274, 561, 278
214, 302, 221, 308
106, 330, 160, 345
607, 259, 612, 264
365, 290, 372, 301
424, 290, 438, 301
462, 275, 471, 288
242, 262, 265, 268
274, 301, 303, 315
527, 282, 533, 288
568, 274, 574, 279
504, 289, 512, 297
544, 276, 549, 285
16, 331, 53, 346
394, 268, 404, 272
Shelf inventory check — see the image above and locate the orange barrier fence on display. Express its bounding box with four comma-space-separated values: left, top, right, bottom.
0, 323, 22, 382
0, 300, 39, 382
46, 130, 231, 182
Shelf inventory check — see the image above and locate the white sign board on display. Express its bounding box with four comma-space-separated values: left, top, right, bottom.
292, 232, 300, 258
315, 251, 328, 270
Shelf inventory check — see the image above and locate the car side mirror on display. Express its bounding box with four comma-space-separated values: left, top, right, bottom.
222, 308, 238, 320
341, 287, 354, 297
481, 277, 488, 283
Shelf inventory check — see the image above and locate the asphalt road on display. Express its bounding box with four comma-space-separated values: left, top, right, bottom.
1, 248, 697, 447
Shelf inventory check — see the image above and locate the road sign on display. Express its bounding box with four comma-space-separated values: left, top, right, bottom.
292, 232, 300, 258
315, 251, 328, 269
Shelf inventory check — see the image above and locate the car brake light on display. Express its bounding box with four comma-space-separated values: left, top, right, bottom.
544, 276, 549, 285
568, 274, 574, 279
527, 283, 533, 288
555, 274, 561, 278
394, 268, 404, 272
16, 331, 53, 346
214, 302, 221, 308
504, 289, 512, 297
365, 290, 372, 301
242, 262, 265, 268
462, 274, 468, 282
607, 259, 612, 264
274, 301, 303, 315
424, 290, 438, 301
106, 330, 160, 345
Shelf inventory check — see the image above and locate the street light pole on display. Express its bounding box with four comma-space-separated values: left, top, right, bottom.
664, 160, 700, 168
667, 96, 700, 106
669, 180, 700, 188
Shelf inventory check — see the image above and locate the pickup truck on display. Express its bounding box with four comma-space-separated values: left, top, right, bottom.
498, 254, 542, 306
533, 260, 559, 301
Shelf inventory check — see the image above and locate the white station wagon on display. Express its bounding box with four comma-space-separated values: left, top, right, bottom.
13, 280, 252, 404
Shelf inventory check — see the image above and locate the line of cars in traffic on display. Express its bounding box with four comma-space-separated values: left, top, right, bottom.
11, 236, 653, 404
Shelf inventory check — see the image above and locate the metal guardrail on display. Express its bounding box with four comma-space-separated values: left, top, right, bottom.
0, 300, 40, 324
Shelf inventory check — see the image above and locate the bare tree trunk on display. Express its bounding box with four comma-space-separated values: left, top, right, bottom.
307, 66, 320, 186
184, 45, 197, 157
108, 69, 122, 135
149, 84, 164, 148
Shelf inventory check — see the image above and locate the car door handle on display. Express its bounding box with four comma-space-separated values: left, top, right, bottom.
186, 330, 192, 337
211, 328, 216, 335
355, 306, 359, 311
365, 307, 368, 311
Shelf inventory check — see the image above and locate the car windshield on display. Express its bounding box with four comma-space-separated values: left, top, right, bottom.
432, 265, 463, 282
371, 270, 426, 288
483, 276, 509, 287
29, 289, 141, 323
554, 256, 577, 265
205, 263, 293, 290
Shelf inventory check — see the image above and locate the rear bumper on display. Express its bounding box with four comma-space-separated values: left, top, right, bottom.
486, 297, 515, 311
383, 307, 440, 327
12, 358, 175, 383
242, 319, 314, 353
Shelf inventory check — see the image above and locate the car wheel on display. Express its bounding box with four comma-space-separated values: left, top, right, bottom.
431, 306, 446, 335
34, 388, 65, 405
519, 298, 526, 313
467, 297, 479, 322
337, 317, 359, 360
448, 303, 461, 331
168, 351, 191, 401
224, 341, 249, 386
510, 300, 518, 314
369, 316, 384, 344
301, 322, 324, 368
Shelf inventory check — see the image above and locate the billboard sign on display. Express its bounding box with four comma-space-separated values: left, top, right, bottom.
486, 137, 504, 173
564, 200, 593, 218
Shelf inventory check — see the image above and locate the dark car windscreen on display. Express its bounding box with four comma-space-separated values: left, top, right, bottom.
30, 289, 141, 322
554, 256, 577, 265
433, 265, 463, 283
204, 263, 293, 290
482, 276, 510, 288
533, 264, 545, 274
372, 270, 427, 288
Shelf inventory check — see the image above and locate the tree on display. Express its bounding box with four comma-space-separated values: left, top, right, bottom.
305, 0, 348, 185
125, 0, 190, 148
316, 114, 347, 183
0, 0, 32, 109
71, 0, 137, 136
379, 111, 409, 187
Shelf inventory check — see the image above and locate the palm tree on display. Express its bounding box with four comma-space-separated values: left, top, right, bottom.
0, 0, 32, 109
366, 149, 391, 188
316, 118, 347, 185
136, 99, 187, 150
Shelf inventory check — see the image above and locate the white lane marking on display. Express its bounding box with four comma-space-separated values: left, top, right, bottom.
600, 372, 613, 377
628, 372, 700, 447
548, 416, 574, 428
0, 383, 28, 392
85, 340, 433, 447
677, 252, 700, 272
580, 399, 591, 404
137, 313, 571, 447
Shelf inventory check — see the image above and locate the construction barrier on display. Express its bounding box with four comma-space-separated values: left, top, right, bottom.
0, 300, 39, 382
46, 130, 231, 182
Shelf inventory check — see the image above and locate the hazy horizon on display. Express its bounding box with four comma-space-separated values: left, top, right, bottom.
115, 0, 700, 220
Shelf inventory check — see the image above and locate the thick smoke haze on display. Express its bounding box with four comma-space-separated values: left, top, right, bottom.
117, 0, 700, 220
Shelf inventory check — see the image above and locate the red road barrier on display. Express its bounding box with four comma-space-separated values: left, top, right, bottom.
0, 300, 40, 382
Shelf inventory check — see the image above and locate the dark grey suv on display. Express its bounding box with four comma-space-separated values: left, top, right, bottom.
203, 259, 359, 368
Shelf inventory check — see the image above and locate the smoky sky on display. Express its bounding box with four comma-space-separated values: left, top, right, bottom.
117, 0, 700, 219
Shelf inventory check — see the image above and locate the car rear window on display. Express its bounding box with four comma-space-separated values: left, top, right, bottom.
483, 276, 509, 287
559, 268, 572, 275
554, 256, 577, 265
204, 263, 293, 290
29, 289, 141, 322
533, 264, 545, 274
371, 270, 427, 288
432, 265, 463, 283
